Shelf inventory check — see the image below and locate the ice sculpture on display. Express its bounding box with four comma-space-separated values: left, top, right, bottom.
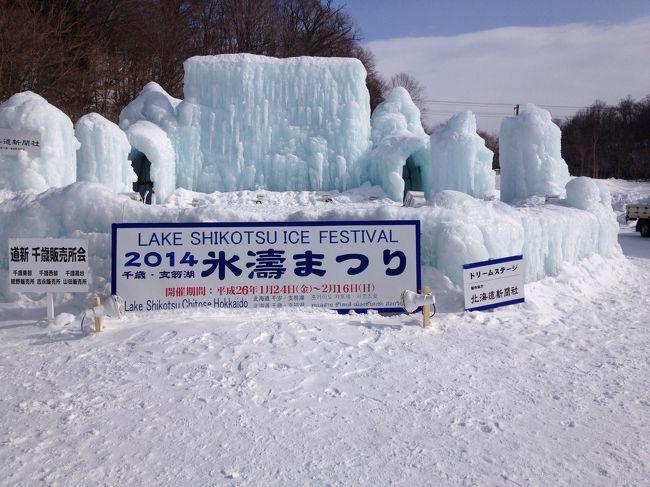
175, 54, 371, 193
499, 104, 570, 202
368, 87, 429, 201
119, 81, 180, 133
76, 113, 135, 193
0, 92, 79, 192
429, 111, 495, 199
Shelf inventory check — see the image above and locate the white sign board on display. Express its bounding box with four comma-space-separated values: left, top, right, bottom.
463, 255, 524, 311
9, 238, 89, 292
0, 128, 41, 157
112, 221, 421, 313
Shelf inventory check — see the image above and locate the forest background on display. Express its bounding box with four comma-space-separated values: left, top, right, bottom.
1, 0, 648, 179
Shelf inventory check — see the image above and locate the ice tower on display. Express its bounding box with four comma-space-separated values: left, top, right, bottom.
76, 113, 135, 193
429, 111, 495, 199
499, 104, 570, 202
175, 54, 372, 193
0, 92, 79, 192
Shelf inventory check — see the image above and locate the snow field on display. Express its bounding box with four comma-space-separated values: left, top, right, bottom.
0, 249, 648, 485
0, 180, 647, 485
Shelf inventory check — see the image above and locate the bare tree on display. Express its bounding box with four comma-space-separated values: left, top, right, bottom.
0, 0, 389, 122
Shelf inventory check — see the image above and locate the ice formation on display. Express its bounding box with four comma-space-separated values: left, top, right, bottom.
0, 179, 620, 300
119, 81, 181, 133
0, 92, 79, 192
565, 176, 619, 255
429, 111, 495, 199
175, 54, 371, 193
368, 87, 429, 201
75, 113, 135, 193
499, 104, 570, 202
125, 121, 176, 204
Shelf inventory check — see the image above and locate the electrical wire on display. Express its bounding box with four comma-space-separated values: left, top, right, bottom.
423, 99, 586, 110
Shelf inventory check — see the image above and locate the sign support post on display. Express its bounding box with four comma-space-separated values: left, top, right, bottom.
422, 286, 431, 328
46, 292, 55, 320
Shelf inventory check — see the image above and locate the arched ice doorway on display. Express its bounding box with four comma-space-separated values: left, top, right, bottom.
129, 149, 154, 204
402, 154, 423, 198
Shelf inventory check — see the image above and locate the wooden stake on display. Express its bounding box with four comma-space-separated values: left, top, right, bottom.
422, 286, 432, 328
92, 295, 103, 332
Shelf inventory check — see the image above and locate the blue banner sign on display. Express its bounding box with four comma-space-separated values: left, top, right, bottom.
112, 220, 421, 313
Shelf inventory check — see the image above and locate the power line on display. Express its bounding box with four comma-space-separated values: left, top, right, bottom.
423, 99, 586, 110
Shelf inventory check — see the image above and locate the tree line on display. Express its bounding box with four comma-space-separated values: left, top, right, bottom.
560, 96, 650, 180
5, 1, 646, 180
0, 0, 388, 121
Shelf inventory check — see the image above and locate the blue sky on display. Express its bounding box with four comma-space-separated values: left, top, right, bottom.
338, 1, 650, 132
340, 0, 650, 40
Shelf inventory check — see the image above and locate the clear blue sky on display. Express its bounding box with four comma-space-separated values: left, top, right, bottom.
339, 0, 650, 41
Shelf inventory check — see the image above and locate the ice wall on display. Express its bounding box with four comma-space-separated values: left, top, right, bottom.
0, 180, 620, 300
0, 92, 79, 192
176, 54, 372, 193
499, 104, 570, 203
565, 176, 619, 256
368, 87, 429, 201
119, 81, 180, 133
76, 113, 135, 193
429, 111, 495, 199
125, 121, 176, 203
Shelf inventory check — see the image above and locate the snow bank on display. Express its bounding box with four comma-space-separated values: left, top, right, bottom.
368, 87, 429, 201
75, 113, 135, 193
499, 104, 570, 203
176, 54, 371, 193
0, 92, 79, 192
119, 81, 180, 132
125, 121, 176, 203
429, 111, 495, 199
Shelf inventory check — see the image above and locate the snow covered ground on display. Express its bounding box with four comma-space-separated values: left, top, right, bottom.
1, 179, 649, 486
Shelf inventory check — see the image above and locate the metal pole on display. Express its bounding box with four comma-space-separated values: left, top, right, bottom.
46, 292, 55, 320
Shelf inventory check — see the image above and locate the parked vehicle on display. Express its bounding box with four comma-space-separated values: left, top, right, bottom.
626, 204, 650, 237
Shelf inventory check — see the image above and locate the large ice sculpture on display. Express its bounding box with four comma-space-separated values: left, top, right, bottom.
76, 113, 135, 193
119, 81, 181, 133
368, 87, 429, 201
499, 104, 570, 202
429, 111, 495, 199
176, 54, 371, 193
125, 121, 176, 203
0, 92, 79, 192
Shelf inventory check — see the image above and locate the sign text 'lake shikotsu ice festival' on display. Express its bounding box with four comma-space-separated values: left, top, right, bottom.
112, 221, 420, 312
